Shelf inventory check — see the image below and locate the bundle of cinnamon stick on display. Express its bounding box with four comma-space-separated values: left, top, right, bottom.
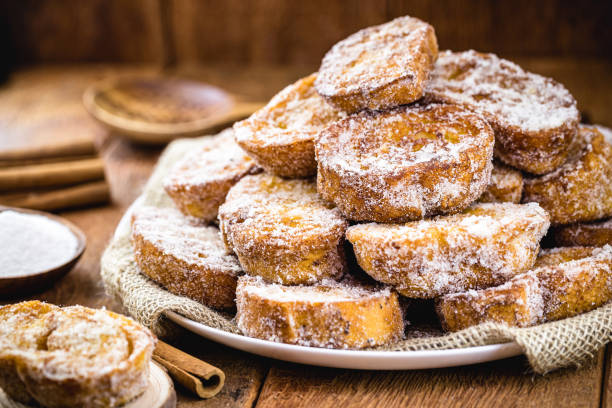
0, 138, 110, 211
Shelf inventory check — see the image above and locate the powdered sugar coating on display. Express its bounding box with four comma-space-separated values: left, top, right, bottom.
425, 50, 580, 174
234, 73, 344, 178
477, 161, 523, 204
316, 104, 494, 223
523, 126, 612, 225
235, 275, 404, 349
218, 174, 348, 285
346, 202, 550, 298
315, 15, 438, 113
592, 124, 612, 146
163, 129, 260, 221
436, 245, 612, 331
436, 273, 543, 332
555, 218, 612, 247
0, 301, 155, 408
131, 206, 242, 309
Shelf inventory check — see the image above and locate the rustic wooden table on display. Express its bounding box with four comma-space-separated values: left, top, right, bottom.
1, 61, 611, 408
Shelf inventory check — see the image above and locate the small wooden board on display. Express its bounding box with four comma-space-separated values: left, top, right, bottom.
0, 362, 176, 408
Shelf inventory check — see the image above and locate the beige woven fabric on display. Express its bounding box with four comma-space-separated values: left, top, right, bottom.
101, 135, 612, 374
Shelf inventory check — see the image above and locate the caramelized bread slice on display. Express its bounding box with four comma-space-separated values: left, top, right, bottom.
523, 126, 612, 225
436, 246, 612, 331
236, 276, 404, 349
316, 104, 494, 223
316, 16, 438, 113
233, 73, 344, 178
0, 301, 155, 408
346, 202, 550, 298
555, 218, 612, 247
131, 206, 242, 309
218, 174, 348, 285
163, 129, 260, 222
425, 50, 580, 174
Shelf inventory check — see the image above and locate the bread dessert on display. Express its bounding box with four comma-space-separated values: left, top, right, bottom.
436, 273, 542, 332
425, 50, 580, 174
218, 174, 348, 285
555, 218, 612, 247
315, 104, 494, 223
523, 126, 612, 225
233, 73, 344, 178
132, 206, 242, 309
477, 161, 523, 204
163, 129, 260, 222
235, 275, 404, 349
315, 16, 438, 113
437, 245, 612, 331
346, 202, 550, 298
0, 301, 155, 408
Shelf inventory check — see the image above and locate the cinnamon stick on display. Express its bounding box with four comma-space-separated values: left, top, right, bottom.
153, 341, 225, 399
0, 181, 110, 211
0, 157, 105, 191
0, 138, 96, 163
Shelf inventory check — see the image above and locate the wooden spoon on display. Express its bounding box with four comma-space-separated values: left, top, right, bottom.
0, 206, 86, 297
83, 76, 264, 144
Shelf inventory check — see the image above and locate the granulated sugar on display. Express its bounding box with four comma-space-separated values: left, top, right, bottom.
0, 210, 79, 277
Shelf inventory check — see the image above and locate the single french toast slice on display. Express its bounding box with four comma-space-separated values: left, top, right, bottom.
534, 246, 612, 322
233, 73, 344, 178
131, 206, 242, 309
316, 16, 438, 113
477, 161, 523, 204
436, 273, 543, 332
555, 218, 612, 247
346, 202, 550, 298
425, 50, 580, 174
235, 276, 404, 349
523, 126, 612, 225
436, 246, 612, 331
218, 174, 348, 285
316, 103, 494, 223
0, 301, 155, 408
163, 129, 260, 222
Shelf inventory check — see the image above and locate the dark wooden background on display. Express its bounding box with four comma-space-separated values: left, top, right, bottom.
1, 0, 611, 70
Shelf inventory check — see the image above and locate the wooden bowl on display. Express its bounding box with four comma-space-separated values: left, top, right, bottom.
83, 76, 263, 144
0, 206, 86, 297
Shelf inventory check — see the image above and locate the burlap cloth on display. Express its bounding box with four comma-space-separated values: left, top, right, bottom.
101, 134, 612, 375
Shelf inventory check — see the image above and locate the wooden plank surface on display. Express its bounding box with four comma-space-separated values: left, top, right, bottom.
256, 351, 605, 408
604, 345, 612, 408
0, 63, 609, 408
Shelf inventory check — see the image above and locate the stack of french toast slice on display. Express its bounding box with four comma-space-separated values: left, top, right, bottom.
131, 15, 612, 349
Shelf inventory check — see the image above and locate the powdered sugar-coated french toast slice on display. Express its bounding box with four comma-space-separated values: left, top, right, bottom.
235, 275, 404, 349
346, 202, 550, 298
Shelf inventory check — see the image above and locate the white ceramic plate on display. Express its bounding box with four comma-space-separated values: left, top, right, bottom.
166, 311, 523, 370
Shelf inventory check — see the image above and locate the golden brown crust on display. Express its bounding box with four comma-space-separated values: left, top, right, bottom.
235, 276, 404, 349
523, 126, 612, 225
0, 301, 155, 408
425, 50, 580, 174
218, 174, 348, 285
346, 202, 550, 298
163, 129, 260, 221
316, 16, 438, 113
436, 246, 612, 331
233, 74, 344, 178
315, 104, 494, 223
436, 273, 542, 332
554, 218, 612, 247
477, 161, 523, 204
534, 246, 612, 321
131, 206, 242, 309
